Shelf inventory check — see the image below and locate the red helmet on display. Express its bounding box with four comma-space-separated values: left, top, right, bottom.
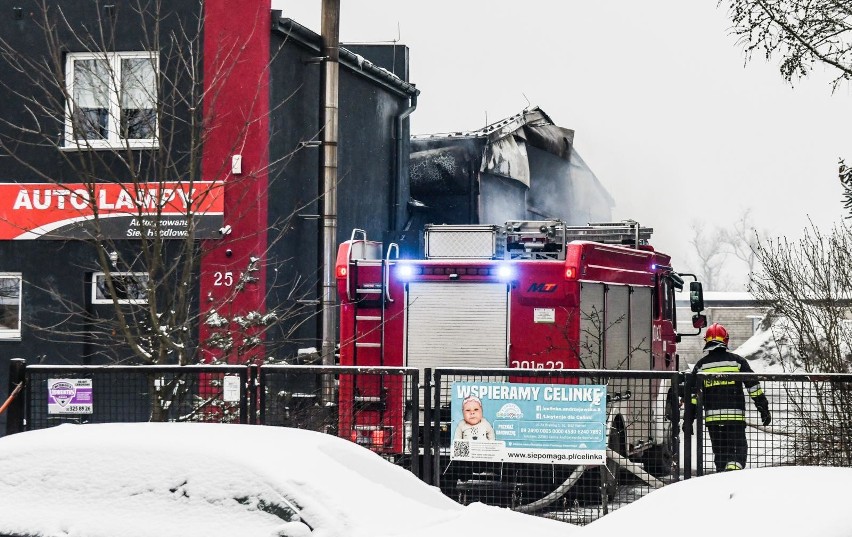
704, 323, 729, 346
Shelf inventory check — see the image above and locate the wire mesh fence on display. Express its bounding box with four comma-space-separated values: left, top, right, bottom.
257, 365, 420, 476
688, 372, 852, 475
20, 364, 248, 429
6, 360, 852, 527
432, 368, 681, 525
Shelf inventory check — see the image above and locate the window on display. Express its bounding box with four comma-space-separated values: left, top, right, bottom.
92, 272, 149, 304
65, 52, 157, 148
0, 274, 22, 340
748, 315, 764, 334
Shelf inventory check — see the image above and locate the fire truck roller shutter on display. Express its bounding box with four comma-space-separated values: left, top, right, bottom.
580, 282, 654, 451
629, 285, 654, 447
404, 281, 509, 377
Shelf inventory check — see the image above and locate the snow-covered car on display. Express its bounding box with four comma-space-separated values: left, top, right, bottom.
0, 422, 577, 537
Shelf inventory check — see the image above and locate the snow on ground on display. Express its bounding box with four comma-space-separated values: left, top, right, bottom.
0, 319, 845, 537
579, 466, 852, 537
0, 421, 845, 537
0, 422, 577, 537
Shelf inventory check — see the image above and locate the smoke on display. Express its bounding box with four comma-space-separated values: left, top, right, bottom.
526, 146, 614, 224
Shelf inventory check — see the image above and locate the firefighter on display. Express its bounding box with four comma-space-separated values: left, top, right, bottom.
685, 323, 771, 472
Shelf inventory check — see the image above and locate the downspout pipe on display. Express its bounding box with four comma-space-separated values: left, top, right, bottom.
319, 0, 340, 404
391, 90, 418, 231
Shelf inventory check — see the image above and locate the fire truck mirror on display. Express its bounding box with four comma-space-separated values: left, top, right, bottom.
692, 313, 708, 330
689, 281, 705, 312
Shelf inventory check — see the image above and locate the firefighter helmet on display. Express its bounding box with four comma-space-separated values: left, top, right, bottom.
704, 323, 729, 346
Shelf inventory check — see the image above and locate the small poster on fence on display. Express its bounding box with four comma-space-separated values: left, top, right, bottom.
47, 378, 93, 415
450, 381, 607, 465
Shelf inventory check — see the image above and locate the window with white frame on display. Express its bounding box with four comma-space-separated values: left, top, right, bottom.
92, 272, 150, 304
65, 52, 158, 148
0, 274, 22, 340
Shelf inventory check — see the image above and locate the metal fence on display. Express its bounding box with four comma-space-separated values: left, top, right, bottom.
5, 359, 852, 526
9, 361, 249, 430
256, 365, 420, 476
686, 372, 852, 476
432, 368, 681, 525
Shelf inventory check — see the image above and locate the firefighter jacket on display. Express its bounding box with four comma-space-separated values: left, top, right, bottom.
688, 346, 769, 423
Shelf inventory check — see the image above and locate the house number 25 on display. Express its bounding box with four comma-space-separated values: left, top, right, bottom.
214, 271, 234, 287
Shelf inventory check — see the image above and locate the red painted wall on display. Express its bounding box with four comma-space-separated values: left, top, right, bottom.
199, 0, 271, 363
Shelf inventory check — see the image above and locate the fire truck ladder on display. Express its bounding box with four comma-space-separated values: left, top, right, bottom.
346, 230, 398, 442
562, 220, 653, 248
503, 219, 654, 259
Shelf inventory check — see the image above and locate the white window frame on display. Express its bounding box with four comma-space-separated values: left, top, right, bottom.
0, 273, 22, 340
91, 272, 150, 305
64, 51, 159, 149
747, 315, 764, 334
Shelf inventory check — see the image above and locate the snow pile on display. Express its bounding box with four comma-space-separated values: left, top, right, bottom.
734, 315, 801, 372
581, 466, 852, 537
0, 423, 577, 537
735, 312, 852, 373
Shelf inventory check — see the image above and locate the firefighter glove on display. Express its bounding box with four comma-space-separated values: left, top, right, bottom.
755, 396, 771, 426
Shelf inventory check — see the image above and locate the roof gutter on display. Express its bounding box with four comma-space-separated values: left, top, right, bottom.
391, 91, 417, 231
272, 15, 419, 99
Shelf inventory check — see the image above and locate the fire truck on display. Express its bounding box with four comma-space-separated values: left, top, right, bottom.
334, 219, 706, 489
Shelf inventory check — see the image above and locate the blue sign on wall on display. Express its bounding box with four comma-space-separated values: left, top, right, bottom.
450, 382, 607, 465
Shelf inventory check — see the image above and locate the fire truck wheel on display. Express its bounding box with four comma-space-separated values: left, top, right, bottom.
604, 419, 626, 500
643, 443, 674, 478
643, 389, 677, 478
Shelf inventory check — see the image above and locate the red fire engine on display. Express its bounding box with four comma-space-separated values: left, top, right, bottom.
335, 220, 706, 476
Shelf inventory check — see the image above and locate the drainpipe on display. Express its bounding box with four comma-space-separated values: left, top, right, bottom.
319, 0, 340, 404
391, 91, 418, 231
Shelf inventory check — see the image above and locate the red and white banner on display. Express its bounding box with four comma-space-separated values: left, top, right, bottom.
0, 182, 225, 240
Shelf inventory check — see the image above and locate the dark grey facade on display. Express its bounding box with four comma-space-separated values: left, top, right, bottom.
0, 4, 418, 432
265, 16, 418, 355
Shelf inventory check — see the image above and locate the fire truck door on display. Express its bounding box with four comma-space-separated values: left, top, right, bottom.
580, 282, 654, 450
404, 281, 510, 376
628, 286, 654, 446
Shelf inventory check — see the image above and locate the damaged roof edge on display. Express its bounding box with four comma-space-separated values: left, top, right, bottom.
413, 106, 574, 161
272, 12, 420, 99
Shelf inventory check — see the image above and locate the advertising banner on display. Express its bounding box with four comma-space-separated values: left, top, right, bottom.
0, 181, 224, 240
47, 378, 93, 415
450, 381, 607, 465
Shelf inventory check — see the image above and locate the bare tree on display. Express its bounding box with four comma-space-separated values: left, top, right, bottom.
721, 0, 851, 194
718, 0, 852, 464
721, 0, 852, 89
719, 207, 772, 290
840, 158, 852, 217
686, 222, 729, 291
750, 221, 852, 464
751, 221, 852, 372
685, 208, 768, 291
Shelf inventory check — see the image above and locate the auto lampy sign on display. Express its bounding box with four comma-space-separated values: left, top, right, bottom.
0, 182, 224, 240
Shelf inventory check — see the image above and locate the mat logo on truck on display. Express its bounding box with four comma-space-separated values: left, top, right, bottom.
527, 282, 558, 293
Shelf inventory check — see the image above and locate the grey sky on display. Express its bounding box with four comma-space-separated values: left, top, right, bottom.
274, 1, 852, 290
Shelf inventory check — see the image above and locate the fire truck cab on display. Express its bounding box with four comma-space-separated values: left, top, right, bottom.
335, 220, 706, 474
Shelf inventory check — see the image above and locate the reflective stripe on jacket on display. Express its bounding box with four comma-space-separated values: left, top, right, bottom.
690, 347, 765, 423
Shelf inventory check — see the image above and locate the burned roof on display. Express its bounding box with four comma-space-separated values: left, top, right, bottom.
412, 106, 573, 160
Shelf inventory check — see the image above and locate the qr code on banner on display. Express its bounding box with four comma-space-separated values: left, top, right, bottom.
453, 440, 470, 458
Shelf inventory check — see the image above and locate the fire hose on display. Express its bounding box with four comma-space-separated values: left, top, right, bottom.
0, 382, 23, 416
